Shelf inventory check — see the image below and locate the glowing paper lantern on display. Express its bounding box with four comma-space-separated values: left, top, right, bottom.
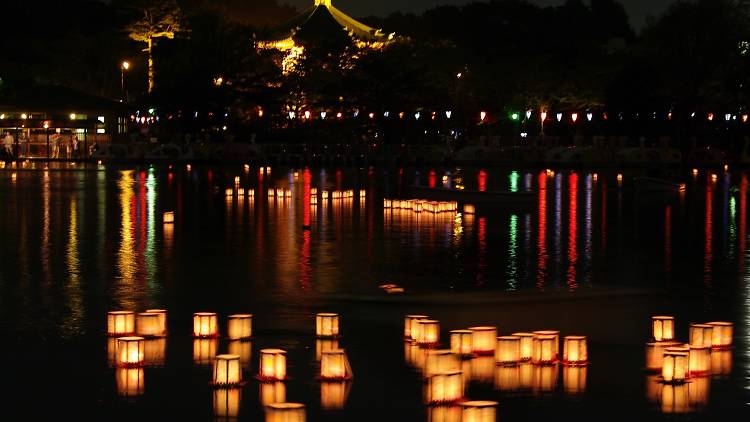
316, 338, 339, 361
116, 336, 145, 367
562, 336, 588, 366
652, 316, 674, 342
424, 371, 464, 404
321, 380, 350, 410
425, 350, 460, 377
417, 320, 440, 346
143, 338, 166, 367
496, 336, 521, 365
405, 341, 427, 369
225, 188, 233, 197
213, 354, 242, 386
163, 211, 174, 224
316, 313, 340, 338
116, 367, 144, 397
463, 204, 476, 215
227, 314, 253, 340
259, 349, 287, 381
662, 351, 688, 383
193, 312, 219, 338
689, 324, 713, 347
688, 345, 711, 377
107, 311, 135, 336
532, 335, 557, 364
460, 401, 496, 422
533, 330, 559, 359
450, 330, 473, 357
144, 309, 167, 336
563, 366, 587, 395
428, 405, 461, 422
321, 349, 350, 380
706, 322, 733, 348
136, 312, 163, 337
512, 332, 534, 361
193, 338, 218, 366
480, 111, 487, 122
214, 388, 241, 419
265, 403, 306, 422
260, 382, 286, 406
467, 327, 496, 355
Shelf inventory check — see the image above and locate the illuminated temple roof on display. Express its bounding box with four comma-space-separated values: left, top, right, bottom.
260, 0, 394, 50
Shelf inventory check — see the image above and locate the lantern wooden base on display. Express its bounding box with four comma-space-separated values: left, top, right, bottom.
256, 375, 288, 383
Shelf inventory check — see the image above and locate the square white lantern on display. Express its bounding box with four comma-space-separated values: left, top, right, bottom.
163, 211, 175, 224
424, 371, 464, 404
512, 332, 535, 361
707, 322, 733, 349
136, 312, 163, 337
652, 316, 674, 342
405, 315, 429, 340
689, 324, 713, 347
193, 338, 218, 366
469, 327, 497, 355
417, 320, 440, 346
562, 336, 588, 366
425, 350, 460, 377
116, 336, 145, 367
259, 349, 287, 381
227, 314, 253, 340
116, 367, 144, 397
450, 330, 473, 357
688, 345, 711, 377
213, 354, 242, 386
107, 311, 135, 336
316, 313, 340, 338
194, 312, 219, 338
460, 400, 497, 422
496, 336, 521, 365
320, 349, 350, 380
265, 403, 306, 422
662, 351, 688, 383
144, 309, 167, 336
532, 334, 557, 364
260, 382, 286, 406
214, 387, 241, 419
532, 330, 559, 361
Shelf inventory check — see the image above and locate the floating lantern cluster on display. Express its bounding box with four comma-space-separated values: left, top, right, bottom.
225, 187, 255, 198
645, 315, 734, 413
384, 198, 458, 214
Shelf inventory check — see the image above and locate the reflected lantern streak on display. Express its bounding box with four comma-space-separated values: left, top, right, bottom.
567, 173, 578, 290
537, 171, 548, 288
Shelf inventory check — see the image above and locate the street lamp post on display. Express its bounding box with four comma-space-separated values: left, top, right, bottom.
121, 61, 130, 102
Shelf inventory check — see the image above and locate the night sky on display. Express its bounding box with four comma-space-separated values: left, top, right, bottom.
291, 0, 674, 30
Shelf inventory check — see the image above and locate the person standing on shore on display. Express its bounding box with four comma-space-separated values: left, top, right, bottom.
3, 132, 14, 158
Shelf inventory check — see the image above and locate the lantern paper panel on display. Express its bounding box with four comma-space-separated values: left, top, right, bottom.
689, 324, 713, 347
662, 351, 688, 383
144, 309, 167, 336
512, 332, 535, 361
194, 312, 219, 338
469, 327, 497, 355
214, 388, 241, 420
496, 336, 521, 365
425, 371, 464, 404
321, 381, 350, 410
321, 350, 350, 380
227, 314, 253, 340
193, 338, 218, 366
688, 345, 711, 377
265, 403, 306, 422
144, 338, 166, 367
428, 406, 462, 422
259, 349, 287, 381
425, 350, 460, 377
707, 322, 733, 348
317, 339, 339, 361
116, 336, 145, 367
563, 336, 588, 365
417, 320, 440, 346
213, 354, 243, 386
316, 313, 340, 338
652, 316, 675, 342
260, 382, 286, 406
450, 330, 473, 356
136, 312, 162, 337
116, 367, 144, 397
532, 335, 557, 364
108, 311, 135, 336
460, 401, 497, 422
532, 331, 559, 361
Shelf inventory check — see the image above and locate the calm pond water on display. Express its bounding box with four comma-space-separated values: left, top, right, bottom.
0, 163, 748, 420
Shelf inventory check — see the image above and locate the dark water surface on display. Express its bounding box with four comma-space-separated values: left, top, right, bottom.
0, 163, 748, 420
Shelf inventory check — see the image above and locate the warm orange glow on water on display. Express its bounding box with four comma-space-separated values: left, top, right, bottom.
567, 173, 578, 290
537, 171, 548, 288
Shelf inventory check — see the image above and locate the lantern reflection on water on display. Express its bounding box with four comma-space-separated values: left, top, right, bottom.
163, 211, 174, 224
193, 312, 219, 338
563, 366, 587, 395
661, 383, 689, 414
320, 350, 350, 380
562, 336, 588, 366
707, 322, 733, 349
116, 367, 144, 397
316, 339, 339, 361
711, 350, 733, 376
652, 316, 674, 342
405, 315, 429, 340
405, 341, 427, 369
417, 320, 440, 346
512, 332, 535, 361
228, 340, 252, 369
425, 350, 460, 377
316, 313, 340, 338
532, 364, 558, 394
496, 336, 521, 365
144, 338, 166, 367
116, 336, 145, 367
688, 376, 710, 410
495, 364, 520, 392
428, 405, 461, 422
144, 309, 167, 336
259, 349, 287, 381
193, 338, 218, 366
227, 314, 253, 340
425, 371, 464, 404
645, 342, 679, 371
450, 330, 473, 357
469, 327, 496, 355
689, 324, 713, 347
662, 351, 688, 383
265, 403, 306, 422
213, 354, 242, 387
460, 401, 497, 422
519, 362, 534, 390
107, 311, 135, 336
469, 356, 495, 384
688, 345, 711, 376
260, 382, 286, 406
214, 387, 241, 420
646, 375, 662, 403
321, 381, 350, 410
532, 335, 557, 364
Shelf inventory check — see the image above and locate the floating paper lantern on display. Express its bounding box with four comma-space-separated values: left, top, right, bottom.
193, 338, 218, 366
425, 350, 460, 377
316, 338, 339, 361
237, 188, 245, 197
405, 315, 429, 340
193, 312, 219, 338
227, 314, 253, 340
494, 364, 520, 392
107, 311, 135, 336
645, 342, 679, 371
214, 388, 241, 420
706, 322, 733, 349
144, 338, 166, 367
316, 313, 340, 338
512, 332, 535, 361
661, 383, 689, 414
265, 403, 306, 422
662, 351, 688, 383
652, 316, 674, 342
321, 381, 350, 410
463, 204, 476, 215
428, 405, 461, 422
260, 382, 286, 406
532, 335, 557, 364
469, 356, 495, 384
711, 350, 732, 376
228, 340, 252, 369
689, 324, 713, 347
225, 188, 233, 197
532, 331, 559, 361
320, 349, 351, 380
688, 345, 711, 377
116, 336, 145, 367
384, 199, 392, 209
563, 366, 587, 395
469, 327, 496, 355
163, 211, 174, 224
496, 336, 521, 365
107, 338, 118, 367
563, 336, 588, 366
532, 364, 558, 394
424, 371, 464, 404
417, 320, 440, 346
460, 401, 497, 422
144, 309, 167, 336
136, 312, 163, 337
213, 354, 242, 386
259, 349, 287, 381
450, 330, 473, 357
116, 367, 144, 397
